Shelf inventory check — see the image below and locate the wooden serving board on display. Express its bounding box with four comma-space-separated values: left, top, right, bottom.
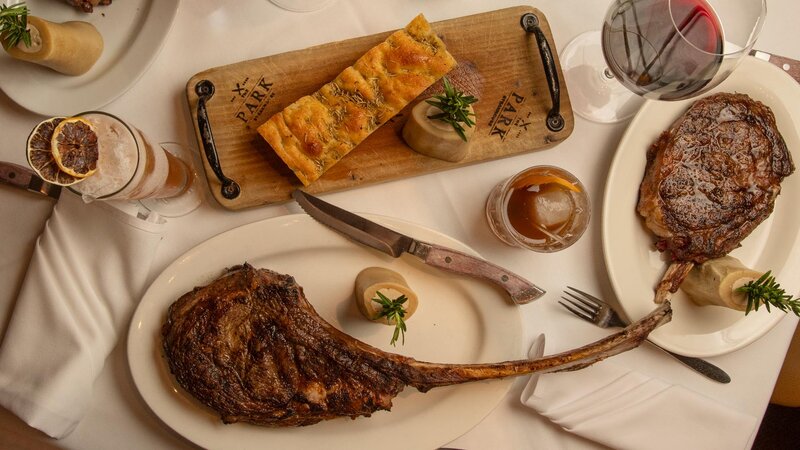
186, 6, 573, 210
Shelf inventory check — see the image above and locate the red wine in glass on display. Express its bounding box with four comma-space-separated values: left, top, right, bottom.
602, 0, 724, 100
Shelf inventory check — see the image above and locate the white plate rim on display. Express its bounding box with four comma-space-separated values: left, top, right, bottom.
0, 0, 179, 116
127, 213, 523, 450
602, 56, 800, 357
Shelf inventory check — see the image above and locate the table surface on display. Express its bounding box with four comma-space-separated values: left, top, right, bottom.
1, 1, 798, 449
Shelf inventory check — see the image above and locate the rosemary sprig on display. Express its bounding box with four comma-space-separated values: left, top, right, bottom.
0, 2, 31, 50
426, 76, 477, 142
372, 291, 409, 346
737, 271, 800, 317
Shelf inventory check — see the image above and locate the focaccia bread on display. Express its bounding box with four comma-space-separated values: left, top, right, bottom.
257, 14, 457, 186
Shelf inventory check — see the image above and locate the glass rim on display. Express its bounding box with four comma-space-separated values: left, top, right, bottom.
67, 110, 141, 200
668, 0, 767, 58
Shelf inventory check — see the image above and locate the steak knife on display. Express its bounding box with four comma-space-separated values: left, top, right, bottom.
0, 161, 61, 200
292, 190, 546, 305
750, 50, 800, 83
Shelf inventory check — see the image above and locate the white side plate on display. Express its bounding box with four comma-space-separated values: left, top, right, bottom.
0, 0, 179, 116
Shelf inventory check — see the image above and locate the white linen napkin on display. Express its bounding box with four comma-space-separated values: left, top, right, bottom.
0, 192, 164, 439
520, 341, 759, 450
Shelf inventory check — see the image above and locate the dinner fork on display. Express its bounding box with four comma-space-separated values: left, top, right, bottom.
560, 286, 731, 384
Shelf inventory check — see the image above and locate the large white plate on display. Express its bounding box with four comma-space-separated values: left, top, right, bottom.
127, 214, 523, 450
602, 56, 800, 357
0, 0, 178, 116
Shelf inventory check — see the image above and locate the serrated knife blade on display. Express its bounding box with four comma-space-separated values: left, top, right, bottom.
292, 190, 545, 305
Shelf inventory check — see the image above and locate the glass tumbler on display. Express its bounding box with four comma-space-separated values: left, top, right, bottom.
68, 111, 193, 203
485, 165, 591, 252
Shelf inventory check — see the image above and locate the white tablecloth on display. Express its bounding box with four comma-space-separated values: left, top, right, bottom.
1, 1, 798, 449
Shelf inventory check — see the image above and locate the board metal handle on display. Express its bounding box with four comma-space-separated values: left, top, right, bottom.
520, 13, 565, 132
195, 80, 241, 200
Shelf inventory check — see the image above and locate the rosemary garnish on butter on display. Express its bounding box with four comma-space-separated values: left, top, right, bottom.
737, 271, 800, 316
372, 291, 409, 346
0, 3, 31, 50
426, 76, 477, 142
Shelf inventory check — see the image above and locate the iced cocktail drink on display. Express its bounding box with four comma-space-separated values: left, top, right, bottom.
69, 112, 192, 201
485, 165, 591, 252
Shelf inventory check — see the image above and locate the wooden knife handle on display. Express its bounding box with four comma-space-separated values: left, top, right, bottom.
0, 161, 34, 189
409, 241, 545, 305
750, 50, 800, 83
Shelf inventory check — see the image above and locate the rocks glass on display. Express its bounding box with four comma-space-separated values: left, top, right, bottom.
485, 165, 590, 252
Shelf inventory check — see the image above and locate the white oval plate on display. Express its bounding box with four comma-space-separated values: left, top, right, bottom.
127, 214, 522, 450
0, 0, 178, 116
602, 56, 800, 357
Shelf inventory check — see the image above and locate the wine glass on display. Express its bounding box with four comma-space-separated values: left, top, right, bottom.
560, 0, 767, 123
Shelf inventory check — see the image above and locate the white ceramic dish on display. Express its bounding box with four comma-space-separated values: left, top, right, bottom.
0, 0, 179, 116
602, 56, 800, 358
127, 214, 523, 450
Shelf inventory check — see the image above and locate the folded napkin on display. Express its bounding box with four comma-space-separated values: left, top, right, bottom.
0, 192, 164, 439
521, 340, 758, 450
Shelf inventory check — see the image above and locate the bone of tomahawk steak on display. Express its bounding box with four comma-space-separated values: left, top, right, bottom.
161, 263, 671, 427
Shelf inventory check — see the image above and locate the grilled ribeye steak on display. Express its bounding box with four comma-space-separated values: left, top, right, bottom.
162, 263, 671, 427
637, 93, 794, 301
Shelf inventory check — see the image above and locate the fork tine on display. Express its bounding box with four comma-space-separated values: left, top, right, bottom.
566, 286, 608, 306
562, 290, 600, 312
557, 301, 595, 322
560, 296, 597, 317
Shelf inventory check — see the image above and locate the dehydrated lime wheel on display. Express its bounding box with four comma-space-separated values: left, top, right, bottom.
26, 117, 84, 186
51, 117, 99, 178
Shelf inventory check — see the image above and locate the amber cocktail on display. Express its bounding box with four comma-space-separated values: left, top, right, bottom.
486, 165, 591, 252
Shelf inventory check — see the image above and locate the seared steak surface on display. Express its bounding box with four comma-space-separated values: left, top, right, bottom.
162, 264, 404, 426
638, 93, 794, 263
162, 264, 671, 427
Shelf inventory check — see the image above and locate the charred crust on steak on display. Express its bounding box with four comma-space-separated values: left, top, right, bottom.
638, 93, 794, 264
162, 263, 408, 426
65, 0, 112, 13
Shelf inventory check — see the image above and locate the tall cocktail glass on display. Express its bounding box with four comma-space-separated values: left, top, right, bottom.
67, 111, 201, 216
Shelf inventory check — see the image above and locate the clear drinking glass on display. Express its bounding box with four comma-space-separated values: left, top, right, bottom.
560, 0, 767, 123
67, 111, 201, 217
486, 166, 590, 253
268, 0, 335, 12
